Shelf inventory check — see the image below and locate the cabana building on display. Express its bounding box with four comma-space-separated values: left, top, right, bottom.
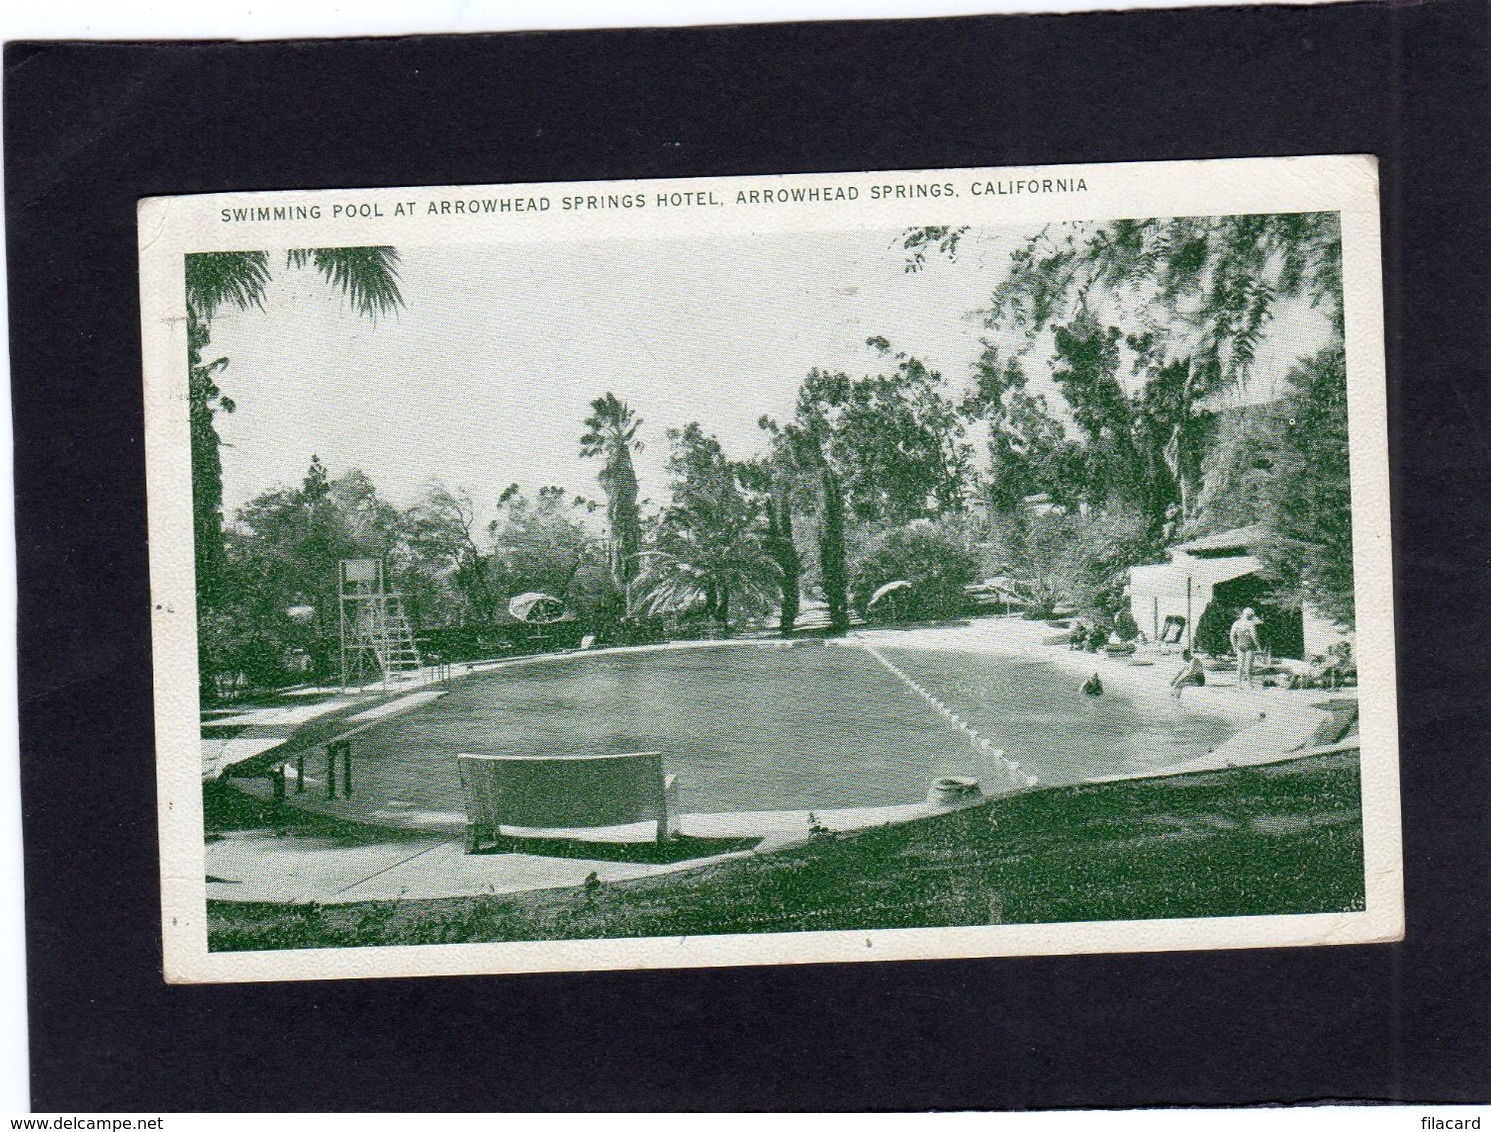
1127, 525, 1350, 659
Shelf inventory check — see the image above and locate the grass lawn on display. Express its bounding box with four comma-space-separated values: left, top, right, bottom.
207, 750, 1365, 952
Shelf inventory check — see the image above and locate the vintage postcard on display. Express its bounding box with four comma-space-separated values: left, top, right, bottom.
139, 155, 1400, 984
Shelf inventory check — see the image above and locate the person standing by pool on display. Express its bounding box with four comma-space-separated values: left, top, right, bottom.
1229, 608, 1263, 688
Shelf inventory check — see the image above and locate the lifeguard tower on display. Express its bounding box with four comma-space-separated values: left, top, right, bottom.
338, 558, 422, 691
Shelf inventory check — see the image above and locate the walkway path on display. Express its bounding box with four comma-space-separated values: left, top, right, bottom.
206, 797, 984, 905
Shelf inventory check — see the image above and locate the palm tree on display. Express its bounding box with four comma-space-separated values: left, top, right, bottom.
185, 248, 403, 324
633, 538, 780, 632
578, 393, 644, 591
184, 248, 404, 601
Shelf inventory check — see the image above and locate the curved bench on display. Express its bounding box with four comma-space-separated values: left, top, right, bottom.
457, 751, 680, 852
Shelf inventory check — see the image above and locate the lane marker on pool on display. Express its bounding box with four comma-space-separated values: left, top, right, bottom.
859, 644, 1038, 791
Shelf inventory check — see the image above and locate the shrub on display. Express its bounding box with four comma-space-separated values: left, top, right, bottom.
852, 520, 978, 622
980, 505, 1159, 623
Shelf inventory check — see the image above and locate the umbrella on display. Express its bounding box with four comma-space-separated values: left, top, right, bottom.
868, 579, 913, 607
508, 592, 564, 623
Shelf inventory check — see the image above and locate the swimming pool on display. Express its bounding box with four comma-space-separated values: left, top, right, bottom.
328, 641, 1237, 826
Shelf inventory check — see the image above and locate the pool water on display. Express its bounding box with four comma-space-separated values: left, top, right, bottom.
880, 646, 1237, 784
340, 642, 1237, 821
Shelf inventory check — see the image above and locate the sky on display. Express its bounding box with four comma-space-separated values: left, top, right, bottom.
206, 226, 1334, 532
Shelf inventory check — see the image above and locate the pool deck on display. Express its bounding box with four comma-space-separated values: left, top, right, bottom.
203, 617, 1355, 906
206, 797, 984, 905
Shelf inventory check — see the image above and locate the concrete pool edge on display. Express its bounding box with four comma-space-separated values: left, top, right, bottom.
205, 791, 991, 906
217, 635, 1032, 832
211, 622, 1312, 797
205, 738, 1361, 909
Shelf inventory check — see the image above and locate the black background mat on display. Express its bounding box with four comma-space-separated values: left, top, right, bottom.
6, 1, 1490, 1109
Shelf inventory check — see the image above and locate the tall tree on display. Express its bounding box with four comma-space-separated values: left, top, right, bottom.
636, 424, 778, 630
788, 370, 854, 630
1255, 345, 1355, 627
961, 342, 1088, 512
1035, 312, 1219, 532
911, 214, 1343, 526
1188, 404, 1277, 534
741, 420, 803, 634
907, 212, 1343, 390
188, 310, 236, 601
578, 392, 644, 593
184, 248, 404, 610
403, 483, 494, 624
854, 338, 973, 520
217, 458, 405, 687
488, 483, 602, 604
1131, 348, 1211, 522
784, 346, 971, 630
1045, 312, 1164, 521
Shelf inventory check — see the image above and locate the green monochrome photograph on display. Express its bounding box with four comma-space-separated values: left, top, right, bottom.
137, 156, 1402, 983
